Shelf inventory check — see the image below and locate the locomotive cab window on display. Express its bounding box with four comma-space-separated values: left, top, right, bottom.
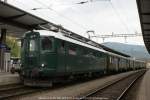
41, 37, 53, 51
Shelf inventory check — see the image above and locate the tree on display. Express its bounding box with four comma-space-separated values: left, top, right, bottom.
6, 36, 20, 57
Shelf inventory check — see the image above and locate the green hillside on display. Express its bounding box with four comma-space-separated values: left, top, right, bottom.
102, 42, 150, 61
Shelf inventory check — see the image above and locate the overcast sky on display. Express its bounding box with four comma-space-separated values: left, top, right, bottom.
7, 0, 144, 45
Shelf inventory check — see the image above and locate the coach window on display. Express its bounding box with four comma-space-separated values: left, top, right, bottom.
41, 37, 53, 51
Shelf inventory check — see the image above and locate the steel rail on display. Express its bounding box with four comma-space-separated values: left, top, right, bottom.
0, 85, 45, 99
0, 84, 25, 92
79, 70, 146, 100
116, 70, 146, 100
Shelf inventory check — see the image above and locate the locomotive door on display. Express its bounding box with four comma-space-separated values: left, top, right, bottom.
21, 33, 39, 67
25, 33, 40, 68
57, 40, 66, 74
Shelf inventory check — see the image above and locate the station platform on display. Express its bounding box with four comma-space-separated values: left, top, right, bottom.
0, 72, 20, 86
135, 68, 150, 100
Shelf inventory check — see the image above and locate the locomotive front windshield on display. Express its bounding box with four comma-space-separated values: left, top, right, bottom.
29, 39, 37, 52
41, 37, 53, 51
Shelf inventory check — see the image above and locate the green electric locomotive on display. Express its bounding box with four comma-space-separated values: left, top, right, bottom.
20, 30, 146, 87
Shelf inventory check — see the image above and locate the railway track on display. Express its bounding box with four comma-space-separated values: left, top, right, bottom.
79, 70, 146, 100
0, 84, 45, 99
0, 76, 103, 99
0, 70, 146, 99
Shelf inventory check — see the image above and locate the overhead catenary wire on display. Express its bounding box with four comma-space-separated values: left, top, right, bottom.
68, 0, 136, 35
10, 0, 88, 32
108, 1, 132, 34
7, 0, 33, 10
76, 0, 136, 35
10, 0, 140, 39
33, 0, 88, 31
114, 1, 139, 34
7, 0, 59, 26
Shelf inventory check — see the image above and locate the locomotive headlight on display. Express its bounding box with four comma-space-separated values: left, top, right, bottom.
41, 63, 47, 67
41, 64, 45, 67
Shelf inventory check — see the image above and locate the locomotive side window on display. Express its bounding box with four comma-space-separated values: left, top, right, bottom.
69, 44, 76, 55
41, 37, 53, 51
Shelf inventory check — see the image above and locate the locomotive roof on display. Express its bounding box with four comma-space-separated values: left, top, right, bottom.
26, 30, 131, 59
32, 30, 107, 53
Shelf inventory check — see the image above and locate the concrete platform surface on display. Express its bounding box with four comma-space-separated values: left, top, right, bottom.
135, 69, 150, 100
0, 72, 20, 86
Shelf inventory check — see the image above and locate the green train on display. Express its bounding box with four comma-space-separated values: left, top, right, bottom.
20, 30, 146, 87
